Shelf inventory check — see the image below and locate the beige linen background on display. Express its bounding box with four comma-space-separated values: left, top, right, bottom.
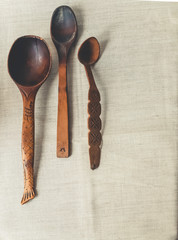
0, 0, 178, 239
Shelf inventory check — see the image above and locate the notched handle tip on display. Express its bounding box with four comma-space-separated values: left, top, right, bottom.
57, 145, 69, 158
21, 189, 35, 205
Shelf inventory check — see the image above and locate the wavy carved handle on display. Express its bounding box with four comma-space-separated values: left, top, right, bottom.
21, 93, 36, 204
85, 65, 102, 170
88, 87, 102, 169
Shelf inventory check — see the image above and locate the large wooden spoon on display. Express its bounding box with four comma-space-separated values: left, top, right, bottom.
78, 37, 102, 170
51, 6, 77, 158
8, 35, 51, 204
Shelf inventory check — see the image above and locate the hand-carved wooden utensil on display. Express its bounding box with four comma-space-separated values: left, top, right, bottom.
78, 37, 102, 170
51, 6, 77, 158
8, 35, 51, 204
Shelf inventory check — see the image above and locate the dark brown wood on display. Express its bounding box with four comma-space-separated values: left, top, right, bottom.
8, 35, 51, 204
78, 37, 102, 170
51, 6, 77, 158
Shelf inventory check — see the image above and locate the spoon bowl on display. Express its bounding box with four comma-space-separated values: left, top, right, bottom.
8, 36, 51, 87
8, 35, 51, 204
51, 6, 77, 46
78, 37, 100, 65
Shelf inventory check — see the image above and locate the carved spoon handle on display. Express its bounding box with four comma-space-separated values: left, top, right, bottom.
85, 65, 102, 170
21, 93, 36, 204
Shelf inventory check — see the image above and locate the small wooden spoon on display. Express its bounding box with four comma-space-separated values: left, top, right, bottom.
78, 37, 102, 170
8, 35, 51, 204
51, 6, 77, 158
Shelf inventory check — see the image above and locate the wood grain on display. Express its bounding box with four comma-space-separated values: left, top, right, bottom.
85, 65, 102, 170
21, 92, 36, 204
57, 60, 69, 157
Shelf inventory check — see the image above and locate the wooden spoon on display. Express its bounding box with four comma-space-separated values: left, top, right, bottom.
78, 37, 102, 170
51, 6, 77, 158
8, 35, 51, 204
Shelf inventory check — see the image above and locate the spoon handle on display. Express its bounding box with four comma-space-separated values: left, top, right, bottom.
85, 65, 102, 169
57, 59, 69, 157
21, 92, 36, 204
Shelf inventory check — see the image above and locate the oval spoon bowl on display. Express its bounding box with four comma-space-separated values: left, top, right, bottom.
51, 5, 77, 46
78, 37, 100, 65
8, 36, 51, 87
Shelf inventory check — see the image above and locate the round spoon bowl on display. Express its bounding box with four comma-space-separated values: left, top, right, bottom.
51, 6, 77, 44
78, 37, 100, 65
8, 36, 51, 87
